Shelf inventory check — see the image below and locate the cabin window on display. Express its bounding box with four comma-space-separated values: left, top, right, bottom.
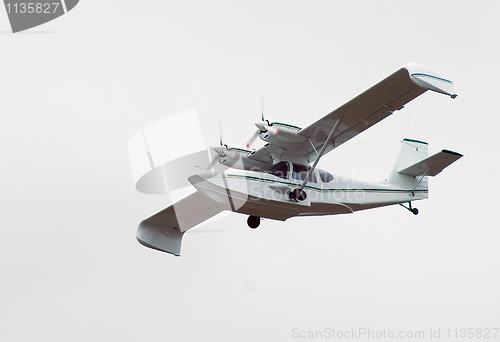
266, 161, 290, 179
291, 164, 317, 183
318, 170, 334, 183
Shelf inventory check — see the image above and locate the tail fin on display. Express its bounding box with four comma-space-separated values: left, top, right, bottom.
389, 139, 429, 200
389, 138, 463, 201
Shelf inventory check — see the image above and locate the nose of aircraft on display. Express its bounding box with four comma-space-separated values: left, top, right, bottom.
189, 170, 214, 182
188, 169, 226, 187
188, 174, 204, 187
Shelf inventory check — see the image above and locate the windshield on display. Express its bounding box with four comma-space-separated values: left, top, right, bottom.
291, 164, 317, 183
266, 161, 289, 179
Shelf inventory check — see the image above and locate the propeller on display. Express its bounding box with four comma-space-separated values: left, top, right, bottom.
206, 122, 228, 169
246, 97, 271, 148
206, 154, 218, 169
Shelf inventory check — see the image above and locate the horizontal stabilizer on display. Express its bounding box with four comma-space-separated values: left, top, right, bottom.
399, 149, 463, 177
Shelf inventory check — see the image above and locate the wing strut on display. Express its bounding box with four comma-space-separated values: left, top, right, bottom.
290, 117, 343, 201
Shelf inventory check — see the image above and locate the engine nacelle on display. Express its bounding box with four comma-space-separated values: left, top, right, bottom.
257, 122, 308, 145
212, 146, 266, 171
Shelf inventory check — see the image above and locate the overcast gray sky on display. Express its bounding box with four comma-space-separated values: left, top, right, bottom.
1, 1, 499, 341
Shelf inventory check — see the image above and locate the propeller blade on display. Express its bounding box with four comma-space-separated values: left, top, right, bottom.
246, 130, 260, 149
260, 96, 265, 122
245, 96, 267, 149
218, 122, 223, 146
206, 155, 218, 170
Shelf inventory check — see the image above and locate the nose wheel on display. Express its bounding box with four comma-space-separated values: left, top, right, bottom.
400, 202, 419, 215
247, 215, 261, 229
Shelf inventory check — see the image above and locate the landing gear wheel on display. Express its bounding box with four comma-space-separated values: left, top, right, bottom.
289, 189, 307, 201
399, 202, 419, 215
247, 215, 260, 229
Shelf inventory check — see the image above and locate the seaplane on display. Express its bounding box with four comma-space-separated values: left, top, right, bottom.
132, 63, 462, 256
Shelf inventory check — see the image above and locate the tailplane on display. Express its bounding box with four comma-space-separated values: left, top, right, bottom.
389, 139, 462, 200
399, 149, 463, 177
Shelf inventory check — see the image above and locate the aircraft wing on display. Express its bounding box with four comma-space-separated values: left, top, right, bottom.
136, 191, 223, 256
249, 63, 456, 164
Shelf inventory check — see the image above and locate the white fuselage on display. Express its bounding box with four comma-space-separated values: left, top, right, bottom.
189, 167, 422, 221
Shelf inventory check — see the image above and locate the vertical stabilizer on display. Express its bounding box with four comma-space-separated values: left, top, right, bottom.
389, 139, 429, 200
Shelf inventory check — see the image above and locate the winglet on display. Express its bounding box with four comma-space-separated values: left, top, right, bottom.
136, 221, 183, 256
404, 63, 457, 99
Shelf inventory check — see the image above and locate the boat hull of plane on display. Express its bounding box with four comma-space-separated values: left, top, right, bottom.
189, 171, 421, 221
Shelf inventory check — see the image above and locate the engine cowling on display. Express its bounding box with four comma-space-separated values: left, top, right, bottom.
256, 122, 308, 145
212, 146, 266, 171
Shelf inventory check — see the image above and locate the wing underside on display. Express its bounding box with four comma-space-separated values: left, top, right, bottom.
136, 191, 223, 256
249, 63, 456, 164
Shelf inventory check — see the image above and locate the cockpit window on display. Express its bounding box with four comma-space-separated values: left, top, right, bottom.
318, 170, 334, 183
266, 161, 289, 179
291, 164, 317, 183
